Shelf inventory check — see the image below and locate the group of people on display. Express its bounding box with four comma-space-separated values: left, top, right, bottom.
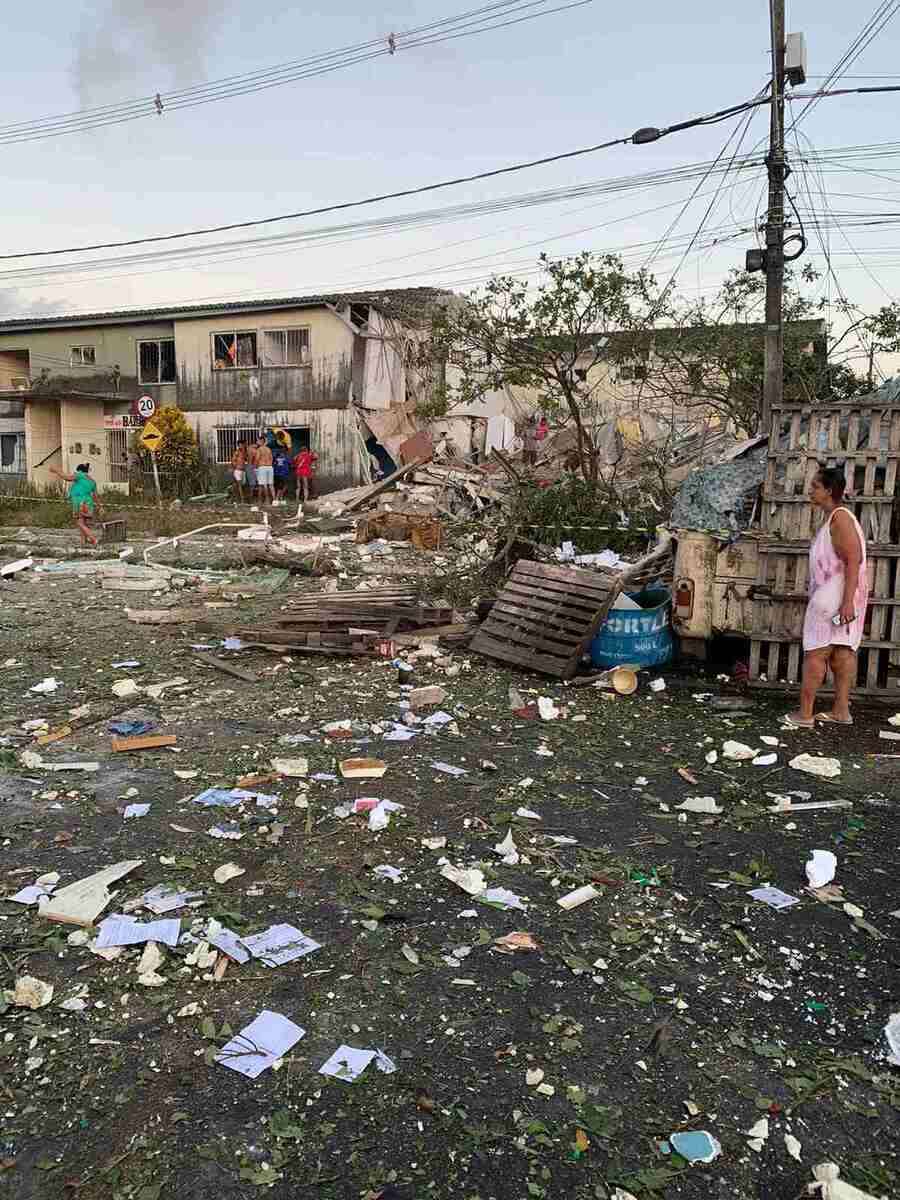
230, 432, 317, 506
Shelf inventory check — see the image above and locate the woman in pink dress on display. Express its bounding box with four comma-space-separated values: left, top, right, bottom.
786, 465, 868, 728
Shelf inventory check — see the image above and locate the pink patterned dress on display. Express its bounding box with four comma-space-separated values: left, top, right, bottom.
802, 506, 868, 653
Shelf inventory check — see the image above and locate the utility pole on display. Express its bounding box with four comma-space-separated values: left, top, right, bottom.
761, 0, 786, 437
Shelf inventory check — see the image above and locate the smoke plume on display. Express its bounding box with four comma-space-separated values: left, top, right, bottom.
74, 0, 220, 109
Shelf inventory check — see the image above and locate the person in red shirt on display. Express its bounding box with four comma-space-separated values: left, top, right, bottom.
293, 446, 318, 502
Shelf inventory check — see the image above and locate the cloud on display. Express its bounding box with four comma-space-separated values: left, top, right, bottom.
0, 288, 67, 320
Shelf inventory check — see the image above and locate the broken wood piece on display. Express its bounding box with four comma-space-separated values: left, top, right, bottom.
343, 457, 431, 513
194, 653, 256, 683
112, 734, 178, 753
41, 860, 143, 927
35, 725, 72, 745
339, 757, 388, 779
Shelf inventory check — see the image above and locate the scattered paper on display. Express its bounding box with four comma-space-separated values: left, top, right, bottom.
753, 753, 778, 766
494, 828, 519, 865
10, 883, 55, 905
441, 864, 486, 896
494, 932, 539, 953
537, 696, 559, 720
95, 917, 181, 948
482, 887, 527, 910
805, 850, 837, 890
272, 756, 309, 778
649, 677, 666, 692
30, 677, 60, 694
123, 803, 150, 820
142, 885, 203, 914
784, 1133, 803, 1162
241, 923, 321, 967
111, 679, 141, 699
368, 799, 404, 831
515, 807, 541, 820
373, 865, 404, 883
676, 796, 722, 814
318, 1044, 396, 1082
206, 924, 250, 964
213, 862, 245, 885
432, 762, 467, 777
216, 1010, 305, 1078
748, 886, 800, 910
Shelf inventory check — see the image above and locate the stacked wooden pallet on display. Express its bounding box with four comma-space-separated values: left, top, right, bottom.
749, 398, 900, 696
233, 587, 456, 655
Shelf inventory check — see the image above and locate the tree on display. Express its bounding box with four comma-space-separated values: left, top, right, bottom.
419, 252, 655, 481
129, 405, 199, 493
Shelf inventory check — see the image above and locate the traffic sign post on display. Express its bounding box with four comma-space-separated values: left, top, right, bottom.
139, 420, 164, 503
135, 394, 157, 421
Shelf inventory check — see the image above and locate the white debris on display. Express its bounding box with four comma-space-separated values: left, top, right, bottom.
675, 796, 722, 814
790, 754, 841, 779
723, 740, 757, 761
805, 850, 837, 890
494, 828, 520, 865
10, 976, 54, 1009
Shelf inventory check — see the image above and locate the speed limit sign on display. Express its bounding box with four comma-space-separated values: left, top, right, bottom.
136, 394, 156, 420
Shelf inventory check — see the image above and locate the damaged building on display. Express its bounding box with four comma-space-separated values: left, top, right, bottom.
0, 287, 450, 493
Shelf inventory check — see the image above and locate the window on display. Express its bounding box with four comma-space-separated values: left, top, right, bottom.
138, 338, 176, 384
618, 362, 648, 382
216, 426, 262, 464
0, 432, 24, 473
106, 429, 129, 482
71, 346, 96, 366
212, 331, 257, 369
261, 327, 310, 367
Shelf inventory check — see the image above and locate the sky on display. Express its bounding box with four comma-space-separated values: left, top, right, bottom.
2, 0, 899, 376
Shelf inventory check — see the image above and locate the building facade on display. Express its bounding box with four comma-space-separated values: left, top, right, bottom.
0, 288, 446, 493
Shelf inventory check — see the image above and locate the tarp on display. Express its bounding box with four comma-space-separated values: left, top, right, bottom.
670, 444, 767, 533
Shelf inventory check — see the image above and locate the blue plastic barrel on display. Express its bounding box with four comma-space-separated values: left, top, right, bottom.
590, 586, 673, 669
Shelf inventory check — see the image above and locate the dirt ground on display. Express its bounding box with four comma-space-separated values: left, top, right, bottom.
0, 537, 898, 1200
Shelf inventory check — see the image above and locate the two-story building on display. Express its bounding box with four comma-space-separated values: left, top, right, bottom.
0, 286, 448, 492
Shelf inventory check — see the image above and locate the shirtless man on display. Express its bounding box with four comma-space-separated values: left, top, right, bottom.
255, 437, 275, 505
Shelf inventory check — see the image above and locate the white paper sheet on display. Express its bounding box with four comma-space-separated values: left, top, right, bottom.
748, 886, 800, 910
318, 1045, 376, 1082
95, 916, 181, 947
207, 925, 251, 964
432, 762, 467, 777
216, 1010, 305, 1078
142, 885, 203, 914
241, 923, 321, 966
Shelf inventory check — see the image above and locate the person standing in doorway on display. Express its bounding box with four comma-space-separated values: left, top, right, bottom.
273, 444, 292, 505
49, 462, 102, 547
293, 445, 318, 503
255, 436, 275, 505
785, 465, 869, 729
230, 439, 247, 503
246, 436, 259, 501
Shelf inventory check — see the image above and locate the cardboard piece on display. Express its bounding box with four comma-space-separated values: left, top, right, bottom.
112, 734, 177, 752
41, 860, 143, 927
340, 758, 388, 779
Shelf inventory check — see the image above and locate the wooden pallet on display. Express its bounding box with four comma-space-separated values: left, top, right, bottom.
470, 559, 616, 678
761, 400, 900, 542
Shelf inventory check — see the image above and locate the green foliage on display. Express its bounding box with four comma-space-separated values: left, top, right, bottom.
508, 476, 656, 555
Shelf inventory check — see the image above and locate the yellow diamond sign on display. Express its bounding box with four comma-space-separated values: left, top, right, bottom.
140, 420, 164, 453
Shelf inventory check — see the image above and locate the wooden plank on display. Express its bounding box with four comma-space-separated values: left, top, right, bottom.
112, 734, 178, 752
786, 641, 801, 682
482, 613, 587, 655
490, 598, 595, 641
343, 457, 430, 513
510, 560, 614, 593
469, 630, 577, 676
195, 653, 256, 683
500, 582, 606, 622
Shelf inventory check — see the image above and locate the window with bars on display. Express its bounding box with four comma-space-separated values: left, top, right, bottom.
0, 432, 24, 473
71, 346, 96, 366
106, 429, 130, 482
215, 426, 261, 464
261, 327, 310, 367
212, 331, 258, 369
138, 338, 176, 384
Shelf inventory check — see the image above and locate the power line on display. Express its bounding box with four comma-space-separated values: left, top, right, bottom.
0, 93, 781, 262
0, 0, 589, 145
